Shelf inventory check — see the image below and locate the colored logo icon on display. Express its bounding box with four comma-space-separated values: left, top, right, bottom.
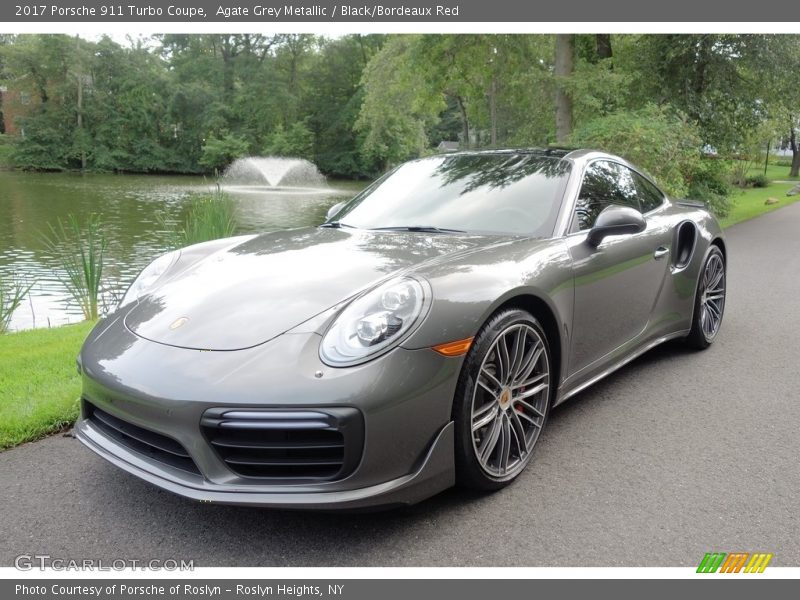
697, 552, 773, 573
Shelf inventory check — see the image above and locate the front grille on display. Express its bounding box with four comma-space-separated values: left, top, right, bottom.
84, 400, 200, 475
201, 408, 363, 482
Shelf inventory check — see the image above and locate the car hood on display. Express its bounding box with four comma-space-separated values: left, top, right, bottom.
124, 227, 489, 350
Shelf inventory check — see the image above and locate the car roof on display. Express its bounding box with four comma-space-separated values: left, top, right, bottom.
429, 147, 632, 164
434, 147, 576, 159
416, 148, 658, 186
426, 147, 662, 193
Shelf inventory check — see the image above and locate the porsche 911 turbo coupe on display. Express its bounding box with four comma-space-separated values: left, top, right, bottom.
75, 148, 727, 509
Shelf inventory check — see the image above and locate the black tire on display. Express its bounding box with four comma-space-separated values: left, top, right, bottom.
452, 308, 554, 491
685, 245, 726, 350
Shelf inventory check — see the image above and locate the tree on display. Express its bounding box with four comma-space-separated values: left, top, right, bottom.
263, 121, 314, 160
626, 35, 768, 153
554, 34, 574, 143
413, 35, 544, 148
568, 34, 632, 125
306, 34, 385, 178
357, 34, 557, 163
1, 32, 794, 182
758, 36, 800, 178
570, 104, 731, 216
596, 34, 613, 60
199, 133, 249, 172
355, 36, 441, 169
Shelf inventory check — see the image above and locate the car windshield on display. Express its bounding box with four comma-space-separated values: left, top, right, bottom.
330, 153, 572, 236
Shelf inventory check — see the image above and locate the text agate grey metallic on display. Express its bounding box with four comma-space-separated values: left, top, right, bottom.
75, 149, 726, 509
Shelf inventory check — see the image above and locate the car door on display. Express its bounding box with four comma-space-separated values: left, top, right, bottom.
565, 160, 672, 376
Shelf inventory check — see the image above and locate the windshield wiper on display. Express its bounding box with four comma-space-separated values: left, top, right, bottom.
319, 221, 357, 229
369, 225, 467, 234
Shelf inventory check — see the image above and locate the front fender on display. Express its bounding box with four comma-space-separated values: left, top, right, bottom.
402, 237, 574, 363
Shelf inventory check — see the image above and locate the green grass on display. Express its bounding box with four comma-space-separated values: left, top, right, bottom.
0, 321, 94, 450
163, 189, 237, 249
720, 181, 799, 228
42, 214, 107, 321
745, 162, 798, 182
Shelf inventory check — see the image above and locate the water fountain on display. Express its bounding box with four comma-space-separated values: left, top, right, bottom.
217, 156, 354, 231
222, 156, 328, 192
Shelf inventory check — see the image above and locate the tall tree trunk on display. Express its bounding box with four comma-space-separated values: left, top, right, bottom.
456, 95, 470, 149
554, 34, 574, 143
489, 76, 497, 146
790, 121, 800, 178
356, 34, 369, 68
596, 34, 613, 60
220, 37, 235, 102
75, 35, 86, 170
77, 74, 86, 170
693, 35, 713, 98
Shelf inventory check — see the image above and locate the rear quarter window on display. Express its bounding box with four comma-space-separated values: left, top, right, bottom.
632, 171, 666, 213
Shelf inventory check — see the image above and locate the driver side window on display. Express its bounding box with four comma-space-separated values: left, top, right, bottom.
574, 161, 639, 231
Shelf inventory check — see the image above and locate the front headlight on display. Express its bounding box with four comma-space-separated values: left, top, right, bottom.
320, 275, 431, 366
119, 250, 180, 308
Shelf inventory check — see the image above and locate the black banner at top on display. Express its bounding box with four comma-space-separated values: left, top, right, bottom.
1, 0, 797, 23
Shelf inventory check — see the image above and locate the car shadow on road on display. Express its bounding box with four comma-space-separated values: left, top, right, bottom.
545, 339, 694, 422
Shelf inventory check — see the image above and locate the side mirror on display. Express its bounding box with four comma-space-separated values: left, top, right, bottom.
586, 204, 646, 246
326, 201, 346, 221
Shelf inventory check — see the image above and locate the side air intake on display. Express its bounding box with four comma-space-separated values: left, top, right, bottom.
673, 221, 697, 270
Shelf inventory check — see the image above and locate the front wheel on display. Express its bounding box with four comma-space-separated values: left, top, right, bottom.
452, 309, 553, 491
685, 245, 726, 349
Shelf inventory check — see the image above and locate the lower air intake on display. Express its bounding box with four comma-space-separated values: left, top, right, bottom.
200, 408, 363, 482
85, 400, 200, 475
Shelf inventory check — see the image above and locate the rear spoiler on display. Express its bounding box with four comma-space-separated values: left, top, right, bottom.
675, 199, 706, 209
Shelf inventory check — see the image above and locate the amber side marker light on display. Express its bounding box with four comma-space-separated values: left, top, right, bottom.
432, 337, 474, 357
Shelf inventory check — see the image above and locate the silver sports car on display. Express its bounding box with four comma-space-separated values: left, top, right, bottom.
75, 149, 727, 509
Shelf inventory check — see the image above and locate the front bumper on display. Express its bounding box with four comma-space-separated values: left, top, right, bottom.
75, 417, 454, 509
75, 315, 460, 509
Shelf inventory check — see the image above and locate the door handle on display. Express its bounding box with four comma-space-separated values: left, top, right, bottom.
654, 246, 669, 259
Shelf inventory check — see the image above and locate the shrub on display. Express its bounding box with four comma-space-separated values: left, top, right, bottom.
570, 104, 731, 216
0, 134, 15, 168
686, 158, 732, 217
745, 174, 770, 188
263, 121, 315, 160
163, 189, 237, 248
199, 133, 250, 173
42, 215, 107, 320
0, 276, 33, 334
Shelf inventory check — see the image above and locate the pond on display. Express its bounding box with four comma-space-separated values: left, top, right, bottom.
0, 170, 364, 331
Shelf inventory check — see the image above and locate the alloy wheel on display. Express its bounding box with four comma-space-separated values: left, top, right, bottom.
470, 323, 550, 478
700, 253, 725, 340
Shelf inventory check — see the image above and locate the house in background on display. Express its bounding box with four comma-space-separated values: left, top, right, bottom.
436, 140, 459, 153
0, 85, 35, 136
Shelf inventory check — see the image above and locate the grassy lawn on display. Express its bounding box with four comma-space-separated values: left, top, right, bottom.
721, 181, 799, 228
0, 321, 95, 449
745, 162, 798, 182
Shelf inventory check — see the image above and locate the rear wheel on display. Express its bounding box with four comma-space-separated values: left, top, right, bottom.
453, 309, 553, 491
685, 246, 726, 349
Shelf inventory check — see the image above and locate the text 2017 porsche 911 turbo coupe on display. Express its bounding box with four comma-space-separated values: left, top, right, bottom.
75, 148, 726, 509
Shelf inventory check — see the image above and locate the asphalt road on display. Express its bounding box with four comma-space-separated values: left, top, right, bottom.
2, 204, 799, 568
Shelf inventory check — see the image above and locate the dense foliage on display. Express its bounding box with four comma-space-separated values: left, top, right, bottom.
0, 34, 386, 177
570, 105, 732, 215
1, 33, 798, 197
